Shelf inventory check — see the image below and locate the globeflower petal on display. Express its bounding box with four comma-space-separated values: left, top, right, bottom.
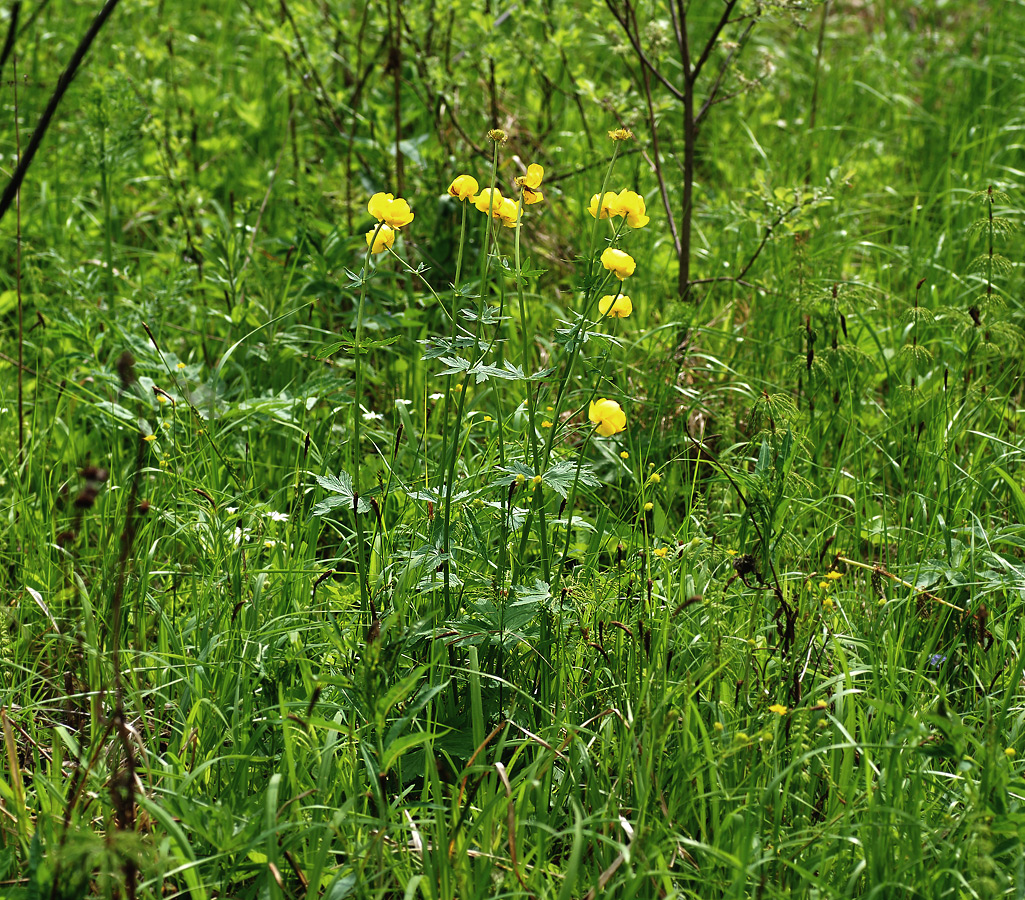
368, 192, 394, 221
366, 224, 395, 254
598, 294, 633, 318
497, 197, 521, 228
448, 174, 479, 201
588, 398, 627, 437
516, 163, 544, 190
588, 191, 618, 220
600, 247, 636, 280
474, 187, 504, 216
368, 191, 414, 227
614, 190, 650, 228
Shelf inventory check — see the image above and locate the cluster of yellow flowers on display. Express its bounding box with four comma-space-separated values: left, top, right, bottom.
364, 160, 649, 444
447, 163, 545, 229
366, 192, 415, 254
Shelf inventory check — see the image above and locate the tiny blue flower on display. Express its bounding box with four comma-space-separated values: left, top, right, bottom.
928, 653, 948, 668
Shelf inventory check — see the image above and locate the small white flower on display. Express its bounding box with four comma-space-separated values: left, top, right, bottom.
225, 506, 239, 514
266, 511, 288, 522
395, 398, 413, 407
362, 411, 384, 421
429, 393, 444, 401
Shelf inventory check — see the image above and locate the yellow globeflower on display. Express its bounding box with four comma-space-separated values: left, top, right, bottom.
474, 187, 504, 216
600, 248, 635, 280
496, 197, 521, 228
516, 163, 545, 205
448, 174, 479, 201
614, 190, 650, 228
768, 704, 788, 716
588, 398, 627, 437
598, 294, 633, 318
588, 191, 619, 220
366, 224, 395, 254
368, 192, 414, 228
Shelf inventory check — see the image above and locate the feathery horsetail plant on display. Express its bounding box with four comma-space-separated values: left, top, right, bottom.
960, 186, 1018, 399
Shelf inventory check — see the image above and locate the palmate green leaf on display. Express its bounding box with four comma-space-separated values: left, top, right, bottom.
460, 305, 507, 325
421, 335, 477, 359
313, 471, 372, 515
316, 333, 401, 359
542, 460, 600, 498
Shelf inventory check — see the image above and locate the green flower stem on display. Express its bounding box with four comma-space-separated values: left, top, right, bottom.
441, 139, 501, 617
352, 223, 384, 620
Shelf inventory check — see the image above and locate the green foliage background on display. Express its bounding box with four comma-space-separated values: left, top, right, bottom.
1, 0, 1025, 897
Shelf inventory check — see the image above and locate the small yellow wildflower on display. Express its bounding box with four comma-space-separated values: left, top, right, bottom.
1006, 748, 1017, 758
598, 294, 633, 318
600, 247, 635, 280
546, 405, 554, 412
608, 128, 634, 142
487, 129, 508, 143
768, 704, 788, 715
612, 189, 650, 228
822, 597, 835, 611
366, 224, 395, 254
474, 187, 504, 216
726, 549, 737, 556
541, 420, 553, 428
620, 451, 630, 459
496, 197, 521, 228
648, 472, 662, 484
515, 163, 544, 205
143, 434, 157, 442
643, 502, 654, 512
453, 383, 463, 393
819, 580, 829, 590
157, 394, 168, 404
482, 415, 493, 422
448, 174, 479, 201
368, 192, 414, 228
713, 721, 724, 732
588, 398, 627, 437
825, 569, 843, 580
653, 547, 668, 559
176, 362, 187, 370
588, 191, 618, 220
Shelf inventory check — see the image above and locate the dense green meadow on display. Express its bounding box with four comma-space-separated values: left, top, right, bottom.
3, 0, 1025, 896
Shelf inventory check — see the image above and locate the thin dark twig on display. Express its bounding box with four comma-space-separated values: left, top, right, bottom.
735, 201, 801, 283
604, 0, 686, 102
0, 0, 123, 226
696, 18, 755, 125
690, 0, 737, 84
631, 2, 681, 258
0, 1, 19, 81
